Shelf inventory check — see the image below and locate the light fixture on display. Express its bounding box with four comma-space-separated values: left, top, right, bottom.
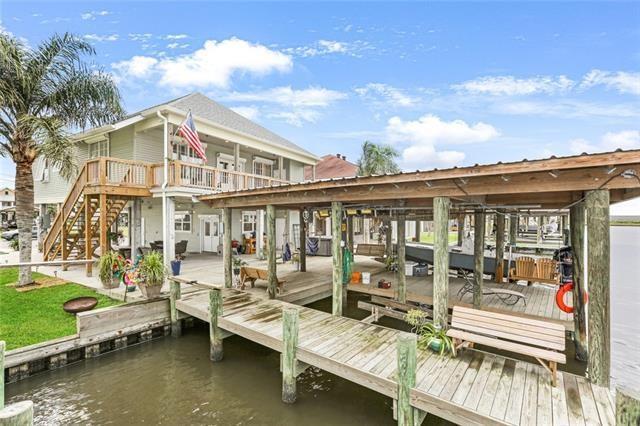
606, 165, 617, 175
501, 175, 510, 182
459, 178, 468, 185
548, 170, 559, 178
318, 209, 330, 218
425, 180, 432, 187
621, 169, 638, 179
346, 209, 358, 216
360, 208, 372, 215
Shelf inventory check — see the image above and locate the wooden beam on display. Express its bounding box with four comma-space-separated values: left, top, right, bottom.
299, 210, 306, 272
282, 307, 299, 404
396, 332, 417, 426
84, 195, 92, 277
223, 208, 232, 289
473, 211, 485, 308
586, 189, 610, 386
433, 196, 450, 329
494, 211, 505, 283
209, 289, 223, 362
570, 201, 587, 361
331, 201, 343, 316
397, 215, 406, 303
169, 280, 182, 337
266, 204, 277, 299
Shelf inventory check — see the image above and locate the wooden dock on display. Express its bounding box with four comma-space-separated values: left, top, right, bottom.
176, 288, 615, 426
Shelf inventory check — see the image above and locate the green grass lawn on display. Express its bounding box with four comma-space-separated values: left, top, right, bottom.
0, 268, 121, 350
418, 231, 459, 245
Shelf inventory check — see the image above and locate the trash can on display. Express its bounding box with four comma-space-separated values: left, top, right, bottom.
170, 260, 181, 276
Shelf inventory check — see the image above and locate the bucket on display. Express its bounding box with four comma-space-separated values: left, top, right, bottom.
362, 272, 371, 285
351, 271, 362, 284
171, 260, 181, 276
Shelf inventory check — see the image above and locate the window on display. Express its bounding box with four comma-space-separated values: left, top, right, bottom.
174, 211, 192, 232
172, 142, 206, 164
88, 140, 109, 159
354, 217, 363, 235
253, 157, 274, 177
242, 211, 257, 233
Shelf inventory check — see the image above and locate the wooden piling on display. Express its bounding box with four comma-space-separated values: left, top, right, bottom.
509, 213, 518, 246
384, 219, 393, 259
0, 400, 33, 425
169, 280, 182, 337
473, 210, 485, 309
332, 201, 343, 316
1, 340, 4, 409
456, 214, 464, 246
586, 189, 610, 386
299, 210, 306, 272
282, 307, 299, 404
223, 208, 232, 289
266, 204, 277, 299
570, 201, 588, 361
494, 211, 505, 283
616, 388, 640, 425
209, 289, 223, 362
396, 332, 417, 426
397, 215, 407, 303
433, 196, 450, 329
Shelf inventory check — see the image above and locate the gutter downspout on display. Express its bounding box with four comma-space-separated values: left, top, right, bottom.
157, 110, 170, 270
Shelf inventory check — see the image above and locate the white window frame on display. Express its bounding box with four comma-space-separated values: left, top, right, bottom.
253, 156, 274, 177
88, 139, 109, 159
172, 140, 207, 165
174, 210, 192, 233
242, 210, 257, 234
216, 152, 246, 171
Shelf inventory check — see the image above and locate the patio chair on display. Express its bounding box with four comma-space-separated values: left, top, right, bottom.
457, 269, 526, 306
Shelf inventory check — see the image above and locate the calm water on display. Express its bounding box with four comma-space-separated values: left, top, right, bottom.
5, 295, 450, 425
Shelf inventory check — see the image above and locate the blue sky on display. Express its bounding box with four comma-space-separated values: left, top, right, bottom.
1, 1, 639, 199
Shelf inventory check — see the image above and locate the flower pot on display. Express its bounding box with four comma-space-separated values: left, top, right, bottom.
102, 275, 121, 289
428, 337, 443, 353
139, 282, 162, 299
170, 260, 181, 276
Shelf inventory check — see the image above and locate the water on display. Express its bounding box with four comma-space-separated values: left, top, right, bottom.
610, 226, 640, 397
5, 295, 451, 425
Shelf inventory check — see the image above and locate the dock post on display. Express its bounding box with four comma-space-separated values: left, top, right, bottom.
494, 210, 505, 283
433, 196, 450, 329
266, 204, 277, 299
384, 219, 393, 259
223, 208, 233, 289
473, 210, 485, 308
570, 201, 587, 361
585, 189, 610, 386
397, 214, 406, 303
169, 280, 182, 337
456, 213, 464, 246
0, 401, 33, 426
331, 201, 343, 316
616, 388, 640, 425
209, 289, 223, 362
509, 213, 518, 246
299, 210, 306, 272
282, 307, 299, 404
396, 332, 417, 426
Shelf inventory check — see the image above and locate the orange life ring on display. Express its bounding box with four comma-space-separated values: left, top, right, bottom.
555, 282, 588, 314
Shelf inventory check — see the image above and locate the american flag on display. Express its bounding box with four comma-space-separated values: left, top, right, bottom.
178, 111, 207, 162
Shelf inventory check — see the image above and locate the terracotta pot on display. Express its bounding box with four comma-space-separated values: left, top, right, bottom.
139, 282, 162, 299
102, 276, 121, 289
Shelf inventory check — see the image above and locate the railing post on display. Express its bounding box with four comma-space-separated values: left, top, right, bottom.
396, 332, 417, 426
99, 157, 107, 185
170, 280, 182, 337
282, 307, 299, 404
209, 288, 223, 361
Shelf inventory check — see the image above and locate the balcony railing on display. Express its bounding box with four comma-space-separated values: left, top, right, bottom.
83, 157, 288, 193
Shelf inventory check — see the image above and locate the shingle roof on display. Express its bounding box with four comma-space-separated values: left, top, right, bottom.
167, 93, 316, 159
304, 154, 358, 180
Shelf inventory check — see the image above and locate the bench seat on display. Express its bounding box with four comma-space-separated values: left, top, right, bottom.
240, 267, 285, 294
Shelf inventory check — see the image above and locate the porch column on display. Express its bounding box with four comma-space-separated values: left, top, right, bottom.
278, 156, 284, 180
299, 210, 306, 272
346, 215, 354, 252
473, 210, 485, 308
494, 211, 505, 283
384, 219, 393, 259
397, 214, 406, 303
311, 165, 316, 181
433, 196, 450, 329
99, 193, 108, 256
233, 143, 240, 172
131, 198, 142, 259
570, 201, 587, 361
586, 189, 610, 386
414, 220, 421, 242
256, 209, 265, 259
266, 205, 277, 299
509, 213, 518, 246
331, 201, 343, 316
536, 215, 542, 244
165, 197, 176, 266
223, 208, 232, 289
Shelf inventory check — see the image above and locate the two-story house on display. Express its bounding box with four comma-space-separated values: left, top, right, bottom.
35, 93, 318, 269
0, 187, 16, 226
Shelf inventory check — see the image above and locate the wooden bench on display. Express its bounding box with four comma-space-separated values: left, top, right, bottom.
240, 266, 285, 294
354, 243, 386, 257
509, 256, 560, 285
446, 305, 566, 386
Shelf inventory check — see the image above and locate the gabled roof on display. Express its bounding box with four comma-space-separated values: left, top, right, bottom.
305, 154, 358, 180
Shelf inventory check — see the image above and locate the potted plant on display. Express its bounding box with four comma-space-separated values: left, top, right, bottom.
232, 256, 247, 276
404, 309, 455, 356
138, 251, 165, 299
98, 251, 125, 289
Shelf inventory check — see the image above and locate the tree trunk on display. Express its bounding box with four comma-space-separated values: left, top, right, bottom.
15, 161, 34, 286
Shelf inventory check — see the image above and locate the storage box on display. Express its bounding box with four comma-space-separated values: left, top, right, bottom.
405, 261, 417, 276
362, 272, 371, 285
414, 265, 428, 277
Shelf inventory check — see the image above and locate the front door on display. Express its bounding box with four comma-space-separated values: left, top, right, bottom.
202, 215, 220, 252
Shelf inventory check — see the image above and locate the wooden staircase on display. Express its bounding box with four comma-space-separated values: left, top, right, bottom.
42, 158, 153, 266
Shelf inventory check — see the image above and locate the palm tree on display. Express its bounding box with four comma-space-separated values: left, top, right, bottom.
356, 141, 401, 176
0, 33, 124, 285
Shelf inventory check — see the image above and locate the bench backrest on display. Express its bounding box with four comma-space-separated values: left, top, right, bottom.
355, 243, 386, 257
240, 267, 260, 279
450, 305, 565, 351
536, 258, 557, 281
515, 256, 536, 277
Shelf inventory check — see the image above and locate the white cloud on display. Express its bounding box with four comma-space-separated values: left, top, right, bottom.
497, 100, 640, 118
268, 110, 321, 127
385, 114, 499, 169
84, 34, 119, 42
283, 39, 371, 57
230, 106, 260, 121
569, 130, 640, 154
224, 86, 346, 107
111, 38, 292, 89
355, 83, 419, 108
164, 34, 188, 40
581, 70, 640, 95
453, 75, 574, 96
167, 42, 189, 49
129, 33, 153, 42
112, 56, 158, 78
568, 138, 597, 154
81, 10, 110, 20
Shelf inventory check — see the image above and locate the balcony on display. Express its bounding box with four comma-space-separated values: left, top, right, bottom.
84, 157, 289, 194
